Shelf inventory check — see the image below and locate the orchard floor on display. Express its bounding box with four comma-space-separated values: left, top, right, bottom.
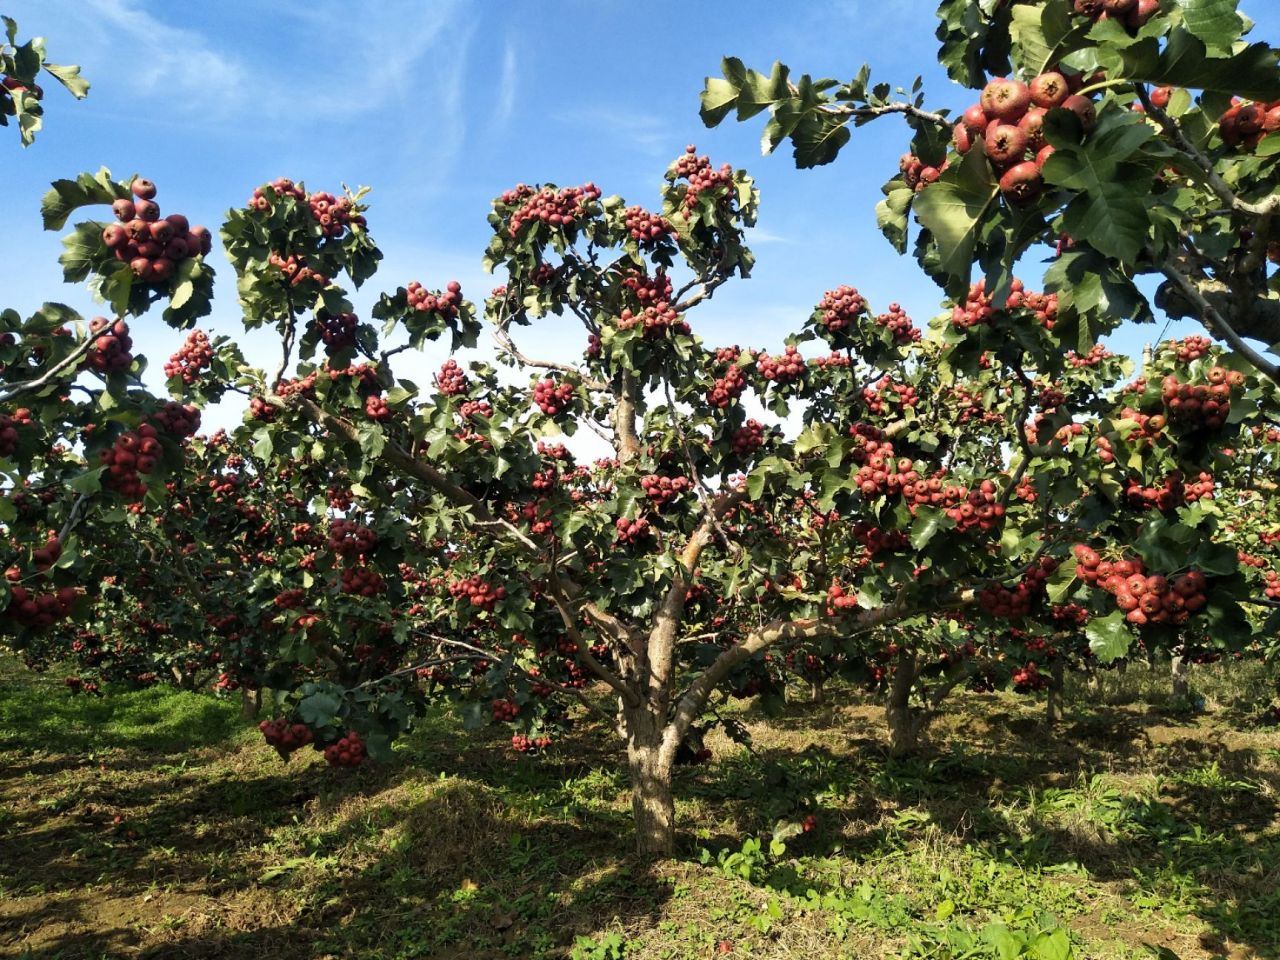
1, 660, 1278, 960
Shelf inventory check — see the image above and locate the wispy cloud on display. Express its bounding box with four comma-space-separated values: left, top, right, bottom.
490, 39, 518, 135
553, 107, 674, 156
746, 227, 794, 245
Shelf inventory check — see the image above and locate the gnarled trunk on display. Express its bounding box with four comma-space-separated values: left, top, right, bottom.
1046, 659, 1064, 725
1171, 655, 1189, 699
886, 649, 924, 756
622, 706, 675, 858
240, 687, 262, 721
809, 678, 825, 705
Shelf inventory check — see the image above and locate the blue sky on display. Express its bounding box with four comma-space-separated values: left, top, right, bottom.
4, 0, 1279, 434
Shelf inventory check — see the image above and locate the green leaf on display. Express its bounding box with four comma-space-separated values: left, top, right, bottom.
700, 63, 741, 128
912, 146, 998, 285
1009, 1, 1083, 76
296, 692, 341, 728
1118, 30, 1280, 101
1087, 610, 1132, 664
789, 109, 851, 169
909, 507, 950, 550
876, 181, 915, 254
42, 168, 124, 231
1030, 927, 1072, 960
1179, 0, 1246, 57
69, 466, 105, 494
42, 62, 90, 99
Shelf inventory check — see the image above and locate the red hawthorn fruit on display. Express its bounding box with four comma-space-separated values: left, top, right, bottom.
134, 199, 160, 222
985, 123, 1029, 165
1150, 85, 1173, 109
102, 224, 128, 249
1036, 144, 1056, 168
954, 122, 973, 154
131, 178, 157, 200
1126, 0, 1160, 27
1062, 95, 1098, 133
981, 78, 1032, 123
112, 198, 136, 221
1102, 0, 1137, 14
1000, 162, 1044, 206
961, 102, 990, 135
1030, 72, 1070, 110
1018, 107, 1049, 152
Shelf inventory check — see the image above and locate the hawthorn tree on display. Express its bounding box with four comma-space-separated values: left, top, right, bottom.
0, 14, 87, 145
3, 0, 1280, 860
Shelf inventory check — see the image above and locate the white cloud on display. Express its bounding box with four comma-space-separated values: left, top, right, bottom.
553, 107, 674, 155
490, 39, 518, 134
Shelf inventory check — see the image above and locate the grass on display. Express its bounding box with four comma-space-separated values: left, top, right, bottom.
0, 656, 1277, 960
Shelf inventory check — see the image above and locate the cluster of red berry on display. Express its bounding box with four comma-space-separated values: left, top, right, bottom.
533, 378, 575, 416
1074, 546, 1207, 626
1161, 368, 1242, 431
641, 474, 693, 507
1066, 343, 1113, 368
899, 153, 948, 192
875, 303, 921, 343
951, 279, 1056, 330
1263, 569, 1279, 600
99, 424, 161, 500
151, 401, 201, 438
164, 330, 214, 384
861, 376, 919, 416
4, 582, 78, 629
259, 718, 313, 759
978, 557, 1058, 619
1219, 98, 1280, 150
340, 566, 385, 597
623, 269, 673, 305
1164, 335, 1211, 362
757, 346, 805, 385
83, 317, 133, 374
617, 302, 689, 339
707, 364, 747, 409
101, 178, 211, 284
730, 420, 765, 456
672, 145, 734, 209
491, 698, 520, 721
511, 733, 553, 753
0, 407, 33, 457
954, 75, 1097, 206
816, 285, 866, 333
407, 279, 463, 319
1011, 661, 1047, 692
448, 576, 506, 610
324, 731, 366, 767
615, 516, 652, 545
826, 582, 858, 614
268, 251, 328, 289
1123, 471, 1214, 511
306, 191, 362, 238
314, 311, 357, 350
364, 395, 390, 421
504, 182, 602, 235
623, 205, 673, 244
436, 359, 468, 396
327, 519, 377, 558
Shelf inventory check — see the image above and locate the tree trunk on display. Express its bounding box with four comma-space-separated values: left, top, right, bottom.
886, 650, 922, 756
1046, 659, 1064, 725
622, 707, 675, 858
809, 678, 825, 705
1172, 655, 1189, 699
240, 687, 262, 721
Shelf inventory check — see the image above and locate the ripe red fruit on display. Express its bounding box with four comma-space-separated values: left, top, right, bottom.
1236, 103, 1265, 137
1149, 85, 1173, 109
961, 103, 990, 135
985, 123, 1029, 165
1029, 72, 1070, 109
1062, 95, 1098, 133
164, 213, 189, 235
1126, 0, 1160, 27
150, 257, 176, 283
981, 78, 1032, 123
134, 199, 160, 222
1102, 0, 1137, 14
112, 198, 136, 222
129, 256, 154, 280
149, 219, 175, 244
131, 177, 157, 200
954, 121, 973, 154
102, 224, 128, 249
999, 162, 1044, 206
1035, 144, 1056, 168
1018, 107, 1049, 151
